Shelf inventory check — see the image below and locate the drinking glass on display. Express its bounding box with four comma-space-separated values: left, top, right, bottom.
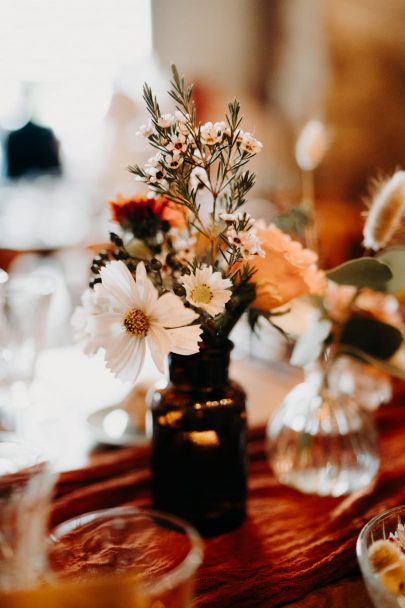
357, 505, 405, 608
47, 506, 204, 608
0, 433, 55, 591
0, 271, 53, 434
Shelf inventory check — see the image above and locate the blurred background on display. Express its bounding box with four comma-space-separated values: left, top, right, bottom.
1, 0, 405, 339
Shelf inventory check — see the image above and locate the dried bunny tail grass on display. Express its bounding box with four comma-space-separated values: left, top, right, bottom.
363, 170, 405, 251
295, 120, 329, 171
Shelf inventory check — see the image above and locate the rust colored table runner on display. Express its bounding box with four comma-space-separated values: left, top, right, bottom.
51, 399, 405, 607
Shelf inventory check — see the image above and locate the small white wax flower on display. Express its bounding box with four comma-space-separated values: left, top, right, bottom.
239, 132, 263, 155
87, 261, 202, 383
181, 265, 232, 316
295, 119, 328, 171
226, 226, 264, 258
190, 167, 210, 191
145, 165, 166, 184
145, 153, 166, 183
145, 152, 164, 168
200, 121, 225, 146
363, 171, 405, 251
175, 110, 190, 135
167, 133, 188, 154
136, 118, 156, 138
157, 113, 175, 128
220, 211, 251, 224
165, 153, 183, 170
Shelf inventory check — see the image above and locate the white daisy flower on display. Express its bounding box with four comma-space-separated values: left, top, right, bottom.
200, 121, 225, 146
157, 113, 175, 128
136, 119, 156, 138
238, 132, 263, 155
87, 261, 202, 383
167, 133, 188, 154
190, 167, 210, 191
181, 265, 232, 316
227, 226, 265, 257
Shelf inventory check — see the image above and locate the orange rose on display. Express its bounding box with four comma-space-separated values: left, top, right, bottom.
247, 224, 326, 311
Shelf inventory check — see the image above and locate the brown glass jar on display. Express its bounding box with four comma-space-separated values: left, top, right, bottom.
150, 341, 247, 536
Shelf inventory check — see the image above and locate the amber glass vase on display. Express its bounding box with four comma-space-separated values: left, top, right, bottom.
150, 341, 247, 536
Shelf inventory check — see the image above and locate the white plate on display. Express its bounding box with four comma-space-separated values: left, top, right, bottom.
86, 405, 150, 447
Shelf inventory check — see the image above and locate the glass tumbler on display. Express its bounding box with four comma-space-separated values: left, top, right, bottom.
357, 505, 405, 608
0, 433, 55, 591
47, 506, 204, 608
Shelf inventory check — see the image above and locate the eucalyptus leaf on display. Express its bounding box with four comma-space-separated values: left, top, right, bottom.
339, 317, 403, 360
376, 247, 405, 294
326, 258, 393, 291
290, 318, 332, 367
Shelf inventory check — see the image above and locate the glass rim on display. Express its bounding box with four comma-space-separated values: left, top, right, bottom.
48, 505, 204, 595
356, 504, 405, 590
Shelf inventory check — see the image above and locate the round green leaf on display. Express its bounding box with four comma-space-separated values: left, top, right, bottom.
326, 257, 393, 291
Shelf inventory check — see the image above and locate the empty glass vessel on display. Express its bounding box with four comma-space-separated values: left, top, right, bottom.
267, 362, 380, 497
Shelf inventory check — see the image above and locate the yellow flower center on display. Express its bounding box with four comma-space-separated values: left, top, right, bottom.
123, 308, 150, 337
191, 283, 213, 304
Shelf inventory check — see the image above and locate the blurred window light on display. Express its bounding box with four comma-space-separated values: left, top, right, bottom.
0, 0, 152, 82
33, 81, 114, 136
0, 0, 152, 134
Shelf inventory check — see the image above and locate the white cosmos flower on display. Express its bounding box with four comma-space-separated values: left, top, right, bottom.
88, 261, 202, 383
181, 265, 232, 316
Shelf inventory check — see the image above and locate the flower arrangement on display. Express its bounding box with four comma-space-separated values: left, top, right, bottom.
73, 66, 326, 383
73, 66, 405, 398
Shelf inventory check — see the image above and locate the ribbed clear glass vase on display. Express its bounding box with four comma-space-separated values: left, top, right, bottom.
266, 363, 380, 497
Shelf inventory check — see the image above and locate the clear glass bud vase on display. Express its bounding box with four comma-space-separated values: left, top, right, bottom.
266, 362, 380, 497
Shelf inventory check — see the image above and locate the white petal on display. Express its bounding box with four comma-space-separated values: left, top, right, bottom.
211, 272, 232, 289
152, 292, 198, 328
100, 261, 140, 311
195, 266, 212, 283
136, 261, 147, 283
133, 262, 158, 314
104, 333, 146, 383
168, 325, 202, 355
87, 312, 123, 339
147, 324, 172, 373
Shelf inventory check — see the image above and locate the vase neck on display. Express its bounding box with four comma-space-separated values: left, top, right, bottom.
168, 343, 232, 389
